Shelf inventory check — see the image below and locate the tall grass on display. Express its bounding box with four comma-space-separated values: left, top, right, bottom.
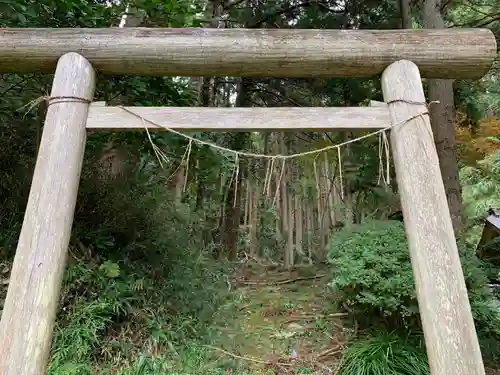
340, 332, 429, 375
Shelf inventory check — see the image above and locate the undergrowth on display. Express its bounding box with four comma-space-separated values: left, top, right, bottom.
327, 220, 417, 329
41, 152, 232, 374
340, 332, 429, 375
47, 241, 230, 374
328, 219, 500, 365
460, 151, 500, 245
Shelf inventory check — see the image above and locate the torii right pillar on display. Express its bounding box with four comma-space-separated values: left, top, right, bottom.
382, 59, 484, 375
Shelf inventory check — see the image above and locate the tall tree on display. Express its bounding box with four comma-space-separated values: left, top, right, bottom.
400, 0, 412, 28
421, 0, 464, 234
219, 79, 251, 260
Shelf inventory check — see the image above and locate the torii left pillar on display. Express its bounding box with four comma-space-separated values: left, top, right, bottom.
0, 53, 96, 375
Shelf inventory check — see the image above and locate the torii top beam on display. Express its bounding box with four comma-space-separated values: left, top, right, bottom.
0, 28, 496, 79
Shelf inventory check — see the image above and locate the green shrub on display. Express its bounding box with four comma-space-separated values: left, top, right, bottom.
460, 151, 500, 245
340, 332, 429, 375
469, 290, 500, 362
327, 220, 500, 337
327, 220, 418, 328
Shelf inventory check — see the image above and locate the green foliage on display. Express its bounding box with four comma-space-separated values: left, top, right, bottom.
470, 291, 500, 359
327, 220, 418, 327
49, 262, 131, 374
460, 248, 500, 361
48, 245, 229, 373
327, 220, 500, 346
45, 166, 230, 373
340, 332, 429, 375
460, 151, 500, 245
449, 0, 500, 126
0, 2, 229, 373
454, 79, 494, 128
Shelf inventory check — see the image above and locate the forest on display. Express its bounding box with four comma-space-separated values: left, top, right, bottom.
1, 0, 500, 374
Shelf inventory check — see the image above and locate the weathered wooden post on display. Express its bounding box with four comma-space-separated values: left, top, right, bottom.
382, 60, 485, 375
0, 52, 96, 375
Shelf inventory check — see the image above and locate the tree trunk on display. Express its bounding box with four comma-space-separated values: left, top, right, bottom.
279, 133, 294, 266
172, 162, 186, 204
195, 160, 206, 210
306, 203, 313, 263
197, 0, 223, 107
295, 194, 303, 261
324, 152, 336, 229
249, 183, 258, 256
342, 138, 354, 229
286, 187, 294, 266
314, 159, 326, 254
220, 135, 246, 260
274, 134, 284, 246
244, 178, 250, 228
219, 78, 250, 260
198, 0, 224, 249
400, 0, 412, 28
421, 0, 463, 234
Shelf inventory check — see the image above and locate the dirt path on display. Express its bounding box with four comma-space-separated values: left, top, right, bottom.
206, 265, 347, 374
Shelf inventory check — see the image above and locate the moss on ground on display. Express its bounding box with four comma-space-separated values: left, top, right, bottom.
204, 265, 347, 374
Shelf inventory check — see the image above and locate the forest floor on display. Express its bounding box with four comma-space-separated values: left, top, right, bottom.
2, 260, 500, 374
204, 263, 500, 375
203, 264, 349, 374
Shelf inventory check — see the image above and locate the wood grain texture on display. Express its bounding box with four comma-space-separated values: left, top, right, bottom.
0, 53, 96, 375
369, 100, 387, 107
86, 105, 391, 131
0, 28, 496, 79
382, 60, 485, 375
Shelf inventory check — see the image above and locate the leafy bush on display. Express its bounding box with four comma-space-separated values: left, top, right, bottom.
327, 220, 500, 337
469, 290, 500, 362
460, 151, 500, 245
327, 220, 418, 327
340, 332, 429, 375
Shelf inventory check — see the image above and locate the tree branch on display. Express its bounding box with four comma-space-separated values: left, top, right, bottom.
251, 0, 344, 28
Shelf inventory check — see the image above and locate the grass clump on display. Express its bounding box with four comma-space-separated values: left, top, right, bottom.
340, 332, 429, 375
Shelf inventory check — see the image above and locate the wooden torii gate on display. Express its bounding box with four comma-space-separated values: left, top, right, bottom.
0, 28, 497, 375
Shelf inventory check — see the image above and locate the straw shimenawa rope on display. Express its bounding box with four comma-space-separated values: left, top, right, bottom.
116, 101, 436, 204
21, 95, 437, 207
